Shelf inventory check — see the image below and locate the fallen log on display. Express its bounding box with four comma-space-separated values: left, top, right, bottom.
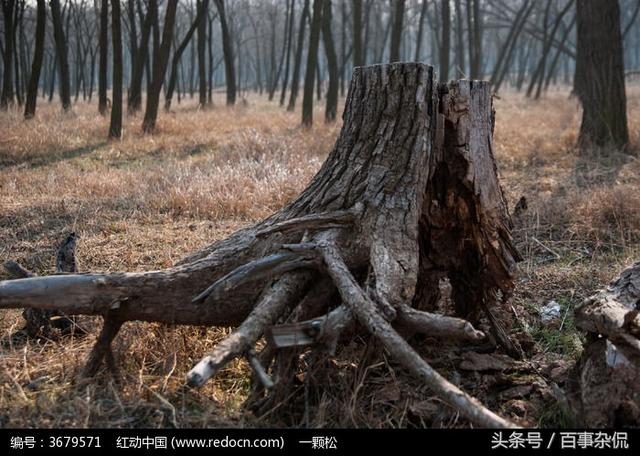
0, 63, 519, 427
568, 261, 640, 426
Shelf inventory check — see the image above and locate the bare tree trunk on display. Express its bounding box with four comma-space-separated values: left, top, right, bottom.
88, 44, 96, 101
128, 0, 151, 115
287, 0, 309, 112
575, 0, 629, 150
415, 0, 428, 62
322, 0, 338, 123
339, 0, 347, 97
389, 0, 405, 62
197, 0, 209, 108
98, 0, 109, 115
207, 11, 214, 104
471, 0, 482, 78
1, 0, 16, 109
142, 0, 178, 133
526, 0, 572, 100
315, 58, 322, 101
164, 7, 202, 111
489, 0, 533, 91
214, 0, 236, 105
19, 3, 29, 103
50, 0, 71, 111
353, 0, 363, 66
440, 0, 451, 81
301, 0, 323, 126
279, 0, 295, 106
454, 0, 465, 77
127, 0, 138, 87
188, 5, 196, 98
24, 0, 46, 119
268, 2, 289, 102
543, 13, 576, 91
48, 52, 57, 102
13, 0, 24, 106
109, 0, 123, 139
0, 63, 518, 428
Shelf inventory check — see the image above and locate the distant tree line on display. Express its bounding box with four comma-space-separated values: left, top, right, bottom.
0, 0, 638, 147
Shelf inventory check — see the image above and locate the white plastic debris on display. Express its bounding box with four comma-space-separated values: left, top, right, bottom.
540, 300, 561, 322
606, 339, 631, 368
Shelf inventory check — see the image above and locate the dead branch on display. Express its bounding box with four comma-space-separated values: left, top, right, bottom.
187, 271, 312, 387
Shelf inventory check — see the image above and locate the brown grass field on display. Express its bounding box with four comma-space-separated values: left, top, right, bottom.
0, 86, 639, 428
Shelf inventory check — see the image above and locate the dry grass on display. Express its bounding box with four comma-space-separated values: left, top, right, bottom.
0, 85, 639, 428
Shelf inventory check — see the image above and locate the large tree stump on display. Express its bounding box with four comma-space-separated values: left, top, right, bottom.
0, 63, 518, 427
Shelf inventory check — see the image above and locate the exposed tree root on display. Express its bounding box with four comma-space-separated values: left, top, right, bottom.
81, 314, 123, 378
187, 271, 312, 387
320, 243, 515, 428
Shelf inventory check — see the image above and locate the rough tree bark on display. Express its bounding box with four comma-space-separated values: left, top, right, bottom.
568, 261, 640, 426
574, 0, 629, 150
0, 63, 518, 428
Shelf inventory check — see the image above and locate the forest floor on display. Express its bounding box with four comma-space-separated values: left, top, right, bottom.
0, 86, 639, 428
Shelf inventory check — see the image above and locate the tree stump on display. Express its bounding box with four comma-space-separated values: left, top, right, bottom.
0, 63, 518, 427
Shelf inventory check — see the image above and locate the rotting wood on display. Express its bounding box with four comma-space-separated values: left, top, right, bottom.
568, 261, 640, 426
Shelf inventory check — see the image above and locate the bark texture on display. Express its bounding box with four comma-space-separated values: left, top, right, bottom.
0, 63, 518, 428
575, 0, 629, 149
568, 261, 640, 426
